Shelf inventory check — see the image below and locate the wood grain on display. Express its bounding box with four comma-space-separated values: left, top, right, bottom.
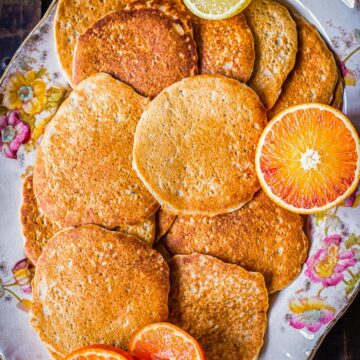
0, 0, 41, 67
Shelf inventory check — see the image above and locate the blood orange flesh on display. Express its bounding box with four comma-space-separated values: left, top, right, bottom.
255, 103, 360, 213
128, 322, 206, 360
65, 345, 134, 360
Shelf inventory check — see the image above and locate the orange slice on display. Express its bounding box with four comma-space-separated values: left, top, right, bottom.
255, 103, 360, 214
128, 322, 206, 359
65, 345, 134, 360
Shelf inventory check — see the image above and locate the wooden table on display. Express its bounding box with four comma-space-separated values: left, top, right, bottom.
0, 1, 359, 359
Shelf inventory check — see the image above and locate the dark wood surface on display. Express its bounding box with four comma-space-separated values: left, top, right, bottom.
0, 1, 359, 359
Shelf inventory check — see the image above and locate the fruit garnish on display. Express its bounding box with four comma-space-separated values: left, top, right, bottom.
255, 103, 360, 214
65, 345, 134, 360
128, 322, 206, 359
183, 0, 252, 20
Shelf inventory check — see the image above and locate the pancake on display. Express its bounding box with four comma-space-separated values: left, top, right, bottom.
73, 1, 198, 97
169, 254, 268, 360
331, 70, 344, 110
115, 215, 156, 246
192, 14, 255, 82
155, 0, 255, 82
31, 225, 169, 358
163, 190, 308, 293
128, 0, 192, 25
55, 0, 134, 86
133, 75, 267, 216
21, 175, 61, 265
34, 73, 158, 229
21, 176, 156, 265
244, 0, 298, 109
269, 16, 338, 117
155, 208, 177, 241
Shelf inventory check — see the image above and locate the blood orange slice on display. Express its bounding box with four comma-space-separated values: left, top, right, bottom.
255, 103, 360, 214
65, 345, 134, 360
128, 322, 206, 360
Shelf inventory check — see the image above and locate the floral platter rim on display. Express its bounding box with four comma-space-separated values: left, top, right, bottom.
307, 283, 359, 360
0, 1, 360, 360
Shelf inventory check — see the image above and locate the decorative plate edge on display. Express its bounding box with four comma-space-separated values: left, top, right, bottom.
308, 283, 360, 359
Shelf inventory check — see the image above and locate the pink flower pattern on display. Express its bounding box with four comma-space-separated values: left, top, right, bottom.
339, 60, 357, 86
338, 46, 360, 86
305, 235, 357, 287
12, 258, 33, 294
289, 297, 336, 333
342, 187, 359, 208
0, 258, 34, 312
0, 111, 30, 159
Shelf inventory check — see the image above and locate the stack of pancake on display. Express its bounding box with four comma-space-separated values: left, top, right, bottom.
21, 0, 343, 359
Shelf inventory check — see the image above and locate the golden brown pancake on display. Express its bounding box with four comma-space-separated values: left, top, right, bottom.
21, 175, 61, 265
73, 1, 198, 97
163, 191, 308, 293
55, 0, 135, 86
133, 75, 267, 216
331, 70, 344, 110
269, 16, 338, 117
31, 225, 169, 358
21, 176, 156, 265
169, 254, 268, 360
34, 73, 158, 229
156, 0, 255, 82
155, 208, 177, 241
128, 0, 192, 26
114, 215, 156, 246
244, 0, 298, 109
192, 14, 255, 82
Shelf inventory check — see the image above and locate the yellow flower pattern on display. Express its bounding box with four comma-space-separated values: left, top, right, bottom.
313, 243, 339, 279
3, 70, 47, 115
289, 297, 336, 314
0, 66, 68, 159
288, 297, 336, 333
0, 258, 34, 313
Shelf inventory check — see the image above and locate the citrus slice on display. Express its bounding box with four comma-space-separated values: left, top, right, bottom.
65, 345, 134, 360
255, 103, 360, 214
183, 0, 252, 20
128, 322, 206, 359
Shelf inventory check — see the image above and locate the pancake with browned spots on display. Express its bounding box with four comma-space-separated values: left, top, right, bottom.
21, 175, 61, 265
31, 225, 169, 358
34, 73, 158, 229
169, 254, 268, 360
269, 16, 338, 117
163, 191, 308, 293
192, 14, 255, 82
114, 214, 156, 246
155, 208, 177, 241
156, 0, 255, 82
21, 175, 156, 264
55, 0, 135, 86
73, 1, 198, 97
244, 0, 298, 109
128, 0, 192, 27
133, 75, 267, 216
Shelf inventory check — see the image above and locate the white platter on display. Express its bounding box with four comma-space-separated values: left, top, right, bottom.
0, 1, 359, 359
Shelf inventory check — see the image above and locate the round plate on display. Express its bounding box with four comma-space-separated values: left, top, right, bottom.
0, 1, 359, 359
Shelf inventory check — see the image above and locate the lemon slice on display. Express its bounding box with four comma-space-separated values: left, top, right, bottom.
183, 0, 253, 20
